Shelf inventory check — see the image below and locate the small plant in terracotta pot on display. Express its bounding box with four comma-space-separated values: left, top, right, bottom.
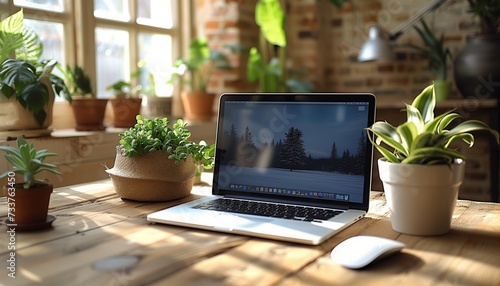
63, 64, 108, 131
169, 38, 232, 121
0, 137, 60, 230
106, 115, 215, 202
106, 71, 142, 128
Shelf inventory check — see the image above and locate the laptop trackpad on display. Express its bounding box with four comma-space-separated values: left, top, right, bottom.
210, 213, 272, 230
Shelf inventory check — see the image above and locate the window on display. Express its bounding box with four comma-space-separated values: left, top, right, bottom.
1, 0, 183, 99
93, 0, 178, 98
2, 0, 69, 73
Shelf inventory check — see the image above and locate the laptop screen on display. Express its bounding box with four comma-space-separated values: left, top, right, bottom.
213, 93, 376, 210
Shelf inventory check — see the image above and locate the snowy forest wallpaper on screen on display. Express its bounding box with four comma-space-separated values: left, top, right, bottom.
216, 101, 371, 202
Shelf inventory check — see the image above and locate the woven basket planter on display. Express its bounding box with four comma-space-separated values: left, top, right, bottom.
106, 150, 197, 202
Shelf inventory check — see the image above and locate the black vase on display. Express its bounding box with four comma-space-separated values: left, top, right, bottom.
454, 35, 500, 99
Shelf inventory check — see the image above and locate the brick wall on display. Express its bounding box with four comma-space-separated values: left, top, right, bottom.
195, 0, 497, 201
198, 0, 480, 97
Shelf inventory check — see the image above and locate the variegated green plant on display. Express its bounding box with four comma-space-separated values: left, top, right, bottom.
366, 84, 500, 165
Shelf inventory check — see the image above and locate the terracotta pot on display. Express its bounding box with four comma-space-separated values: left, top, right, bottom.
106, 150, 197, 202
378, 159, 465, 235
181, 91, 216, 121
71, 98, 109, 131
3, 183, 53, 225
110, 97, 142, 128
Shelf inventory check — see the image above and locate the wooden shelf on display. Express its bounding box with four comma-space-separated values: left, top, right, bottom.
376, 97, 499, 109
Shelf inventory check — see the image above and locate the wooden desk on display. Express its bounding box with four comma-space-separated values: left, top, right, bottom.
1, 174, 499, 285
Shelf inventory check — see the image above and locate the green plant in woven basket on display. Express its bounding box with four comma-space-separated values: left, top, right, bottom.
118, 115, 215, 175
366, 84, 499, 165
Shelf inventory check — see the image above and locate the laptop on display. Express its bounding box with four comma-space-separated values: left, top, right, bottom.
147, 93, 376, 245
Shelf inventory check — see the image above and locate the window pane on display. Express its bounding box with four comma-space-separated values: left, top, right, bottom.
14, 0, 64, 12
96, 28, 129, 98
24, 19, 65, 64
24, 19, 65, 101
138, 33, 172, 96
137, 0, 173, 29
94, 0, 130, 22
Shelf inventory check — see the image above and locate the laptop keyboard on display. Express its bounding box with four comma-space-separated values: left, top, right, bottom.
192, 198, 343, 221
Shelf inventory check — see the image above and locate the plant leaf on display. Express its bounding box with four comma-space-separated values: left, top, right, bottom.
396, 121, 418, 152
423, 109, 455, 132
35, 167, 61, 175
444, 133, 475, 148
4, 153, 27, 169
411, 84, 435, 123
15, 25, 43, 61
247, 47, 264, 82
0, 59, 38, 92
410, 132, 439, 152
437, 112, 461, 132
445, 120, 500, 143
366, 132, 400, 163
404, 103, 424, 133
255, 0, 286, 47
0, 9, 24, 61
366, 122, 408, 156
403, 147, 464, 164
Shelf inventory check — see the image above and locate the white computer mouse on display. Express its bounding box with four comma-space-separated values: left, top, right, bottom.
331, 235, 405, 269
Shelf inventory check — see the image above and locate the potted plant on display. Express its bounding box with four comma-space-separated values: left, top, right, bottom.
1, 59, 70, 131
0, 9, 71, 132
246, 0, 315, 93
366, 84, 499, 235
454, 0, 500, 98
106, 70, 142, 128
0, 137, 60, 231
64, 64, 108, 131
170, 38, 232, 121
410, 18, 452, 101
105, 115, 215, 202
140, 67, 173, 119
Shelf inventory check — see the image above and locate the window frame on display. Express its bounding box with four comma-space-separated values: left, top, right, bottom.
1, 0, 191, 110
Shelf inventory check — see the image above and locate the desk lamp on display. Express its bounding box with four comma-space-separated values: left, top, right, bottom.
357, 0, 448, 62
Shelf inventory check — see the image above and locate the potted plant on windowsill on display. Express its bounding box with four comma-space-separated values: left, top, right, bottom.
0, 9, 71, 134
106, 71, 142, 128
1, 59, 70, 132
105, 115, 215, 202
366, 84, 499, 235
64, 64, 108, 131
140, 68, 173, 119
170, 38, 232, 121
410, 18, 452, 101
0, 137, 61, 231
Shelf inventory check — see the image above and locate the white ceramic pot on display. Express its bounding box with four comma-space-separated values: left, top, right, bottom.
141, 96, 172, 119
378, 159, 466, 235
0, 65, 56, 131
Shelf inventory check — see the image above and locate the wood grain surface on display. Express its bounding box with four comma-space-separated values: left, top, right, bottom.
1, 175, 499, 286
